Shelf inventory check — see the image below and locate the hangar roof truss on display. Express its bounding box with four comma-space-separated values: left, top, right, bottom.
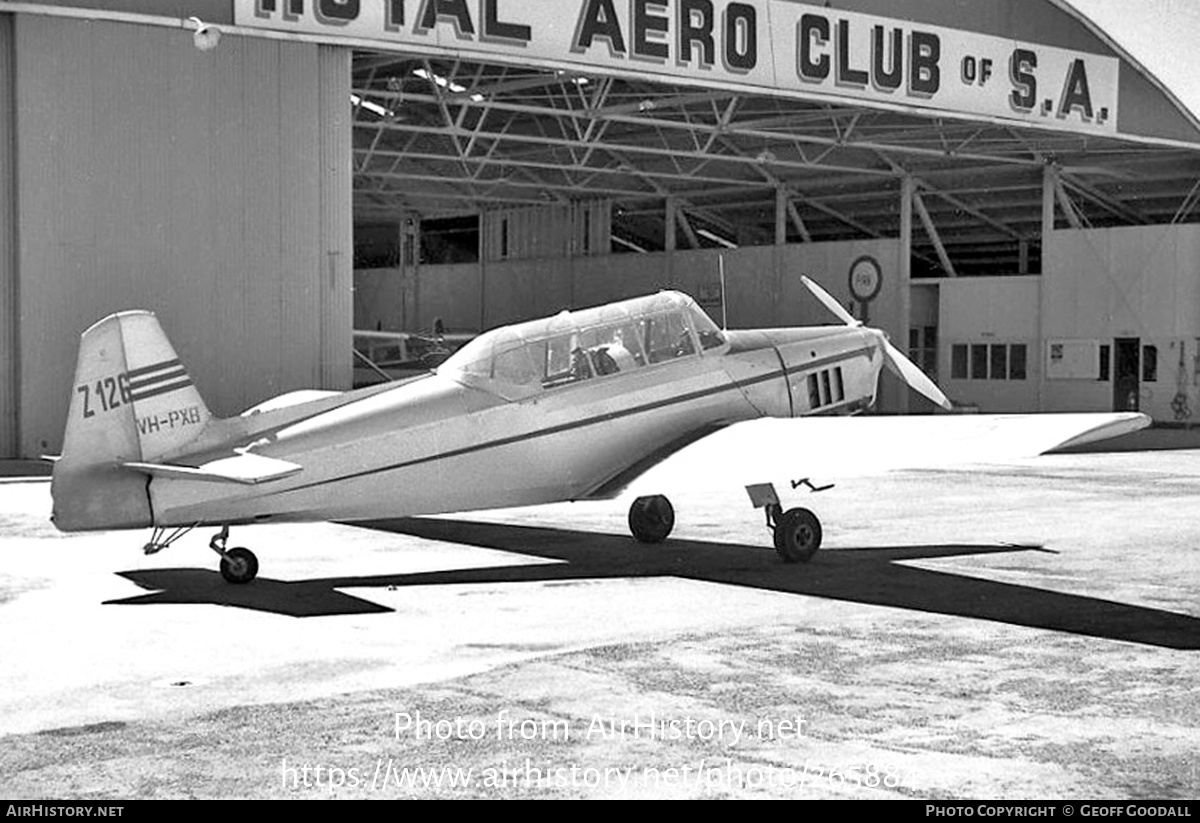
352, 55, 1200, 276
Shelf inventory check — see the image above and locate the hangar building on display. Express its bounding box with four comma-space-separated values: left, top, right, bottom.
2, 0, 1200, 459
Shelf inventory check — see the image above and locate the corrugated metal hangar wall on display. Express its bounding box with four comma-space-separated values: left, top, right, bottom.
0, 17, 14, 459
0, 13, 353, 458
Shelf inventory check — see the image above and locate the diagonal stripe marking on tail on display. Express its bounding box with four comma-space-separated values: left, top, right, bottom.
125, 358, 182, 379
128, 367, 189, 391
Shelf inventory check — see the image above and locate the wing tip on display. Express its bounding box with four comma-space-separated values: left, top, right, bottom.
1048, 412, 1153, 452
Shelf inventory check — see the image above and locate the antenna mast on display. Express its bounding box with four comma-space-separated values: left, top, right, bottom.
718, 255, 728, 331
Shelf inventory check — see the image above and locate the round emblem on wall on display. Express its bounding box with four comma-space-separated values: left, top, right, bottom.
848, 255, 882, 303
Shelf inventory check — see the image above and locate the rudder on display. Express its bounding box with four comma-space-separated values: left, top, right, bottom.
51, 311, 212, 531
119, 312, 212, 460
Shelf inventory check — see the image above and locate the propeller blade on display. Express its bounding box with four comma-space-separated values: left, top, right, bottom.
800, 274, 951, 409
882, 339, 952, 410
799, 275, 860, 326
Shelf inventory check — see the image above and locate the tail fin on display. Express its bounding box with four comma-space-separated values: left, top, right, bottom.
51, 311, 212, 531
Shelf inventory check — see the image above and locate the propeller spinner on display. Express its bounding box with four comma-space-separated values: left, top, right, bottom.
799, 275, 952, 411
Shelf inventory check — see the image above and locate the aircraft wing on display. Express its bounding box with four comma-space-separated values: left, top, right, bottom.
615, 412, 1151, 496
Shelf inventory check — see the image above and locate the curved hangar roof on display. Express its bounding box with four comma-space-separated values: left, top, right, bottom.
237, 0, 1200, 276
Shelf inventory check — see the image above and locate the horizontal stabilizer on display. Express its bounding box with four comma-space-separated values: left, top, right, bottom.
123, 453, 302, 485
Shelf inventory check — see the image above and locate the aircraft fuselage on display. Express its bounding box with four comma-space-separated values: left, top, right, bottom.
148, 324, 883, 526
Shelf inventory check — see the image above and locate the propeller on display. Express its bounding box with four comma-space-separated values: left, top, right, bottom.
799, 275, 952, 411
800, 274, 861, 327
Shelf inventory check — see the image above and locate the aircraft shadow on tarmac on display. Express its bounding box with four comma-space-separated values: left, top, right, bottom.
107, 518, 1200, 650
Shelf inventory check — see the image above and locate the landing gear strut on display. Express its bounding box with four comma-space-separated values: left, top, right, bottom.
627, 481, 829, 560
142, 523, 259, 583
628, 495, 675, 543
746, 482, 826, 563
143, 524, 197, 556
209, 525, 259, 584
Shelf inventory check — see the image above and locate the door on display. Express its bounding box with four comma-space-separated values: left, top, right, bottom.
908, 325, 939, 413
1113, 338, 1140, 412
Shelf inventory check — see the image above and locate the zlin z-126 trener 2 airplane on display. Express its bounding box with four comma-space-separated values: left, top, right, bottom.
50, 276, 1147, 584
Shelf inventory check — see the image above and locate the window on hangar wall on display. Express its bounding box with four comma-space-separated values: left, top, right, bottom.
421, 215, 481, 264
952, 343, 1028, 381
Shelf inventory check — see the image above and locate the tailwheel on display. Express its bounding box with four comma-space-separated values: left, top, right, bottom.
773, 507, 822, 564
219, 547, 259, 584
209, 525, 259, 584
628, 495, 675, 543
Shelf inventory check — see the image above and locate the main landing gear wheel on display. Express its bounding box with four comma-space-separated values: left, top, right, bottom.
219, 547, 259, 584
628, 495, 675, 543
773, 507, 822, 564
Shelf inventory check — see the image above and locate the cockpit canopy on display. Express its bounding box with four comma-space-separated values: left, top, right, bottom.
439, 291, 726, 398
